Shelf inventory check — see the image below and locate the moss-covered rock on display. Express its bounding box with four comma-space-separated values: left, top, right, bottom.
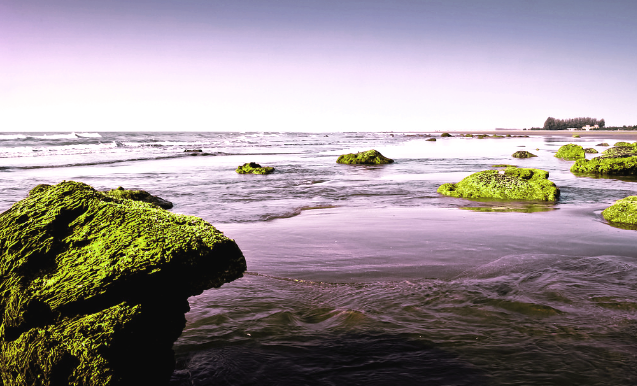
336, 150, 394, 164
572, 134, 581, 138
441, 132, 452, 137
0, 181, 246, 386
236, 162, 275, 174
601, 145, 637, 158
571, 156, 637, 175
512, 151, 537, 158
597, 143, 609, 146
425, 138, 436, 142
104, 187, 173, 209
554, 144, 585, 160
602, 196, 637, 225
614, 141, 634, 147
437, 167, 560, 201
584, 148, 598, 154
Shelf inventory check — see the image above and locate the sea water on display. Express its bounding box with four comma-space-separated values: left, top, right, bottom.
1, 131, 636, 385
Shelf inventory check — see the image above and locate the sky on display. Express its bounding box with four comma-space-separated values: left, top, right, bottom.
1, 0, 636, 132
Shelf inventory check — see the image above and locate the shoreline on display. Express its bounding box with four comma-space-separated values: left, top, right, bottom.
432, 130, 637, 139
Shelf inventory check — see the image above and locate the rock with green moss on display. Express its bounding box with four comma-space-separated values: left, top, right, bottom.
104, 187, 173, 209
572, 134, 581, 138
597, 143, 609, 146
425, 138, 436, 142
440, 133, 452, 137
236, 162, 275, 174
601, 145, 637, 158
336, 149, 394, 164
614, 141, 634, 147
437, 167, 560, 201
571, 155, 637, 175
0, 181, 246, 386
584, 148, 598, 154
602, 196, 637, 225
512, 151, 537, 158
554, 144, 585, 160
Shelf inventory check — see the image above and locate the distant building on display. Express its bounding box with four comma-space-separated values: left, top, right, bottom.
582, 125, 599, 131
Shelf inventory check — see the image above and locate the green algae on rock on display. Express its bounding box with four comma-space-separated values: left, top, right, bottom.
236, 162, 275, 174
437, 167, 560, 201
554, 144, 585, 160
425, 138, 436, 142
597, 143, 609, 146
0, 181, 246, 386
584, 148, 598, 154
613, 141, 634, 147
336, 149, 394, 164
601, 145, 637, 158
602, 196, 637, 225
571, 155, 637, 175
572, 134, 581, 138
104, 186, 173, 209
441, 133, 452, 137
511, 151, 537, 158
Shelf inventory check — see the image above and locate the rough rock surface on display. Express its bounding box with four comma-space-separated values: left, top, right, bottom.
336, 150, 394, 165
571, 155, 637, 175
437, 167, 560, 201
584, 148, 598, 154
236, 162, 275, 174
554, 144, 585, 160
0, 181, 246, 386
104, 186, 174, 209
602, 196, 637, 225
511, 151, 537, 158
600, 145, 637, 159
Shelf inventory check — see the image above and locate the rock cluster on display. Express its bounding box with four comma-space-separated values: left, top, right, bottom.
437, 167, 560, 201
0, 181, 246, 385
336, 150, 394, 165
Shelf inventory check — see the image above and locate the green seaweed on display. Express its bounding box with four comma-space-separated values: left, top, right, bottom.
336, 149, 394, 164
554, 144, 585, 160
236, 162, 275, 174
571, 156, 637, 175
104, 187, 173, 209
437, 167, 560, 201
511, 151, 537, 158
602, 196, 637, 225
0, 181, 246, 385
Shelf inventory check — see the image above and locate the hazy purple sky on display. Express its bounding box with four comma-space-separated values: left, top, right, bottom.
2, 0, 636, 131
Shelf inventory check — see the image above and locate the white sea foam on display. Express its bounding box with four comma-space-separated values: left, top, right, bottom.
75, 132, 102, 138
0, 134, 28, 140
29, 133, 79, 140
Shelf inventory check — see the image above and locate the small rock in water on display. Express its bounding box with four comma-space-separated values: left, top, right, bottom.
336, 149, 394, 164
104, 186, 174, 209
512, 151, 537, 158
236, 162, 275, 174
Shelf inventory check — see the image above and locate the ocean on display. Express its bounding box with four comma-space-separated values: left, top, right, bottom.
2, 131, 637, 385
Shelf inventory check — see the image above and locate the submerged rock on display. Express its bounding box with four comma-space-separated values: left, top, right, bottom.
104, 186, 174, 209
440, 133, 452, 137
597, 143, 609, 146
236, 162, 275, 174
0, 181, 246, 386
425, 138, 436, 142
437, 167, 560, 201
571, 155, 637, 175
602, 196, 637, 225
336, 149, 394, 164
511, 151, 537, 158
572, 134, 581, 138
554, 144, 585, 160
584, 148, 598, 154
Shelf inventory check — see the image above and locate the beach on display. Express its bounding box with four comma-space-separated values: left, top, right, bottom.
1, 131, 637, 385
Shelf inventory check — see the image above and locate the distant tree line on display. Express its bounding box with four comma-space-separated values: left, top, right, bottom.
542, 117, 605, 130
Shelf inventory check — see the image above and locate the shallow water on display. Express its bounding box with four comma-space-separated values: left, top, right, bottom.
2, 131, 637, 385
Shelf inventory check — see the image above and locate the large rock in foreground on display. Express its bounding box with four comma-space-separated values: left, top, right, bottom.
554, 144, 585, 160
437, 167, 560, 201
0, 181, 246, 386
336, 149, 394, 164
602, 196, 637, 225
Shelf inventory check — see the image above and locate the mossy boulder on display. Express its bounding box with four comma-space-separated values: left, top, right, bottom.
104, 187, 173, 209
601, 145, 637, 158
336, 149, 394, 165
0, 181, 246, 386
425, 138, 436, 142
236, 162, 275, 174
571, 156, 637, 175
437, 167, 560, 201
441, 133, 452, 137
597, 143, 609, 146
554, 144, 585, 160
572, 134, 581, 138
602, 196, 637, 225
584, 148, 598, 154
614, 141, 634, 147
512, 151, 537, 158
